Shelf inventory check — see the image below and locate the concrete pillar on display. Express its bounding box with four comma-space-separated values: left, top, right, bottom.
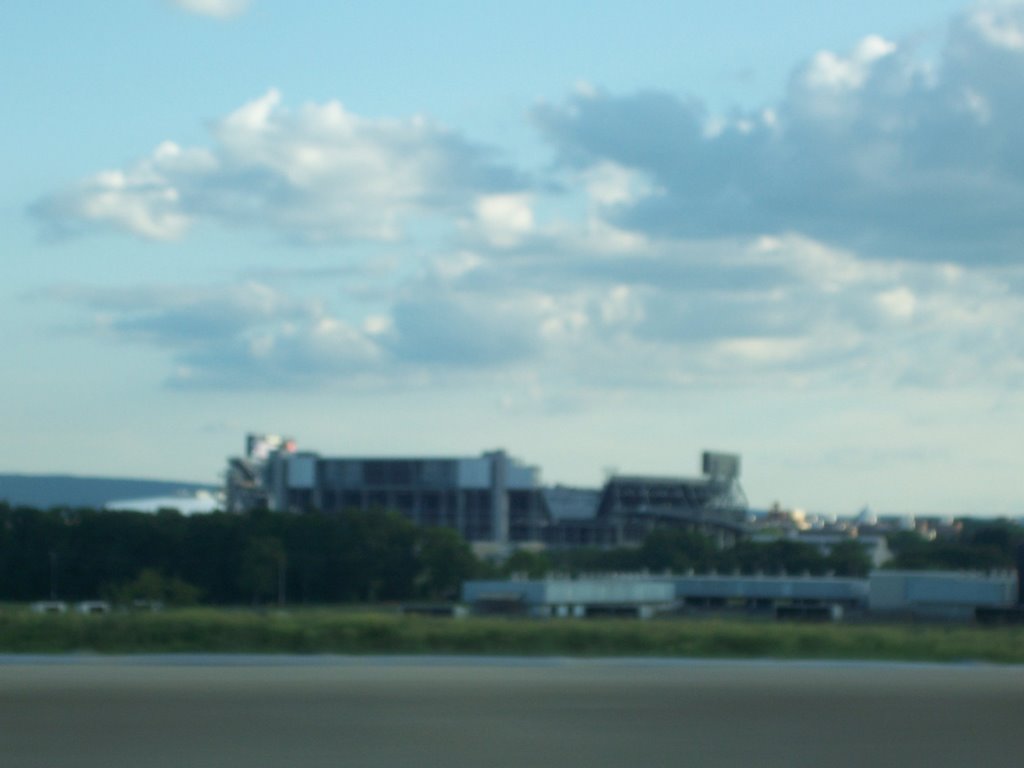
486, 450, 510, 545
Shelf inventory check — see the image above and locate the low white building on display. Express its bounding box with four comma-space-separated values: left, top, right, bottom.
463, 573, 870, 619
104, 490, 222, 515
869, 570, 1018, 620
463, 577, 675, 618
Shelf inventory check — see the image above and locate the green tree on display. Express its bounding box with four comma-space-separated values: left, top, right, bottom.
107, 568, 202, 606
238, 536, 287, 605
825, 540, 872, 577
723, 539, 827, 575
638, 529, 717, 573
501, 548, 552, 579
336, 509, 419, 601
415, 526, 479, 599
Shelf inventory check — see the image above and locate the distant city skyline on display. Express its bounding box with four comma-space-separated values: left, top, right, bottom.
3, 1, 1023, 517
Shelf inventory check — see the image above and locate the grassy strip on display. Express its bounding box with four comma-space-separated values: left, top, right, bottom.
1, 608, 1023, 662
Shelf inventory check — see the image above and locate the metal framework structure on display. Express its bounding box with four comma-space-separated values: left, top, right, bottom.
543, 452, 748, 548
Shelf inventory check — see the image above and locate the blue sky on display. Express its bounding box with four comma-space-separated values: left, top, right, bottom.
4, 0, 1023, 516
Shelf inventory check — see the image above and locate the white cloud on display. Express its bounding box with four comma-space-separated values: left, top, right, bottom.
433, 251, 483, 281
34, 90, 521, 243
958, 86, 993, 123
73, 170, 188, 241
582, 161, 654, 207
171, 0, 251, 19
714, 337, 807, 366
34, 143, 210, 240
470, 194, 534, 248
46, 281, 382, 388
875, 287, 917, 320
970, 7, 1024, 50
599, 285, 644, 328
802, 35, 897, 91
749, 234, 893, 293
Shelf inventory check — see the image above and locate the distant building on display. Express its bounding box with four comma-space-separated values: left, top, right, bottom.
544, 452, 748, 548
463, 577, 676, 618
226, 435, 544, 545
463, 572, 868, 619
225, 435, 748, 549
869, 570, 1018, 620
225, 433, 298, 515
464, 569, 1021, 622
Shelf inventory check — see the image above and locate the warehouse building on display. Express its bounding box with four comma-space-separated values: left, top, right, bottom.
463, 573, 870, 619
462, 569, 1020, 621
868, 570, 1018, 620
463, 577, 676, 618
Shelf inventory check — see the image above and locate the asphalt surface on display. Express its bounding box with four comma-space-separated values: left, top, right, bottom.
1, 657, 1022, 767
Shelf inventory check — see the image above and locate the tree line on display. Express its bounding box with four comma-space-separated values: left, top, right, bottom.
502, 529, 873, 580
1, 503, 1019, 605
885, 519, 1024, 572
0, 504, 476, 605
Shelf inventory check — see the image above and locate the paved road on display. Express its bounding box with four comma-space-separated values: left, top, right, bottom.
1, 657, 1022, 767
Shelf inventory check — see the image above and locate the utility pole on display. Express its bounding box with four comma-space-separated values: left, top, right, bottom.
49, 550, 58, 600
277, 553, 287, 607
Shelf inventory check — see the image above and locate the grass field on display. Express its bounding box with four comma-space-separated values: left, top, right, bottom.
2, 606, 1023, 662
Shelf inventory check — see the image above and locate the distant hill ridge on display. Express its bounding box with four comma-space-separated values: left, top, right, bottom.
0, 474, 219, 510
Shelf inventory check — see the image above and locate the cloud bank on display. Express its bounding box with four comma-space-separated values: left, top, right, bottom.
46, 227, 1024, 394
36, 5, 1024, 396
37, 6, 1024, 262
535, 5, 1024, 264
